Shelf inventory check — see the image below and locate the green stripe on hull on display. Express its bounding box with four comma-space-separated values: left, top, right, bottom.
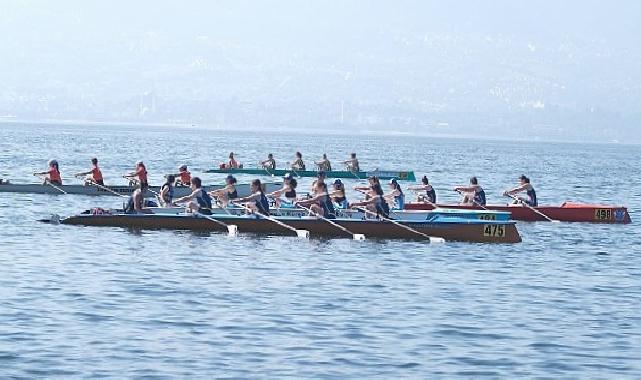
204, 168, 416, 181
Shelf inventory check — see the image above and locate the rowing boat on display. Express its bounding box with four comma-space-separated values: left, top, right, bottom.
53, 211, 521, 243
204, 167, 416, 181
0, 181, 282, 197
150, 206, 512, 222
404, 201, 632, 224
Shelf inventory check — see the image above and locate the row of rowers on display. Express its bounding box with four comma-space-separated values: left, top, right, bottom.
34, 159, 191, 187
131, 171, 539, 219
221, 151, 360, 172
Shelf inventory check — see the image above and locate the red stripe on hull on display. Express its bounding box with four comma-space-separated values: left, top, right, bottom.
405, 203, 631, 224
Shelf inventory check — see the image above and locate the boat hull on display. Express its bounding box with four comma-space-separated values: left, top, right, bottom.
150, 206, 512, 222
405, 202, 632, 224
204, 168, 416, 181
0, 182, 281, 197
59, 213, 521, 243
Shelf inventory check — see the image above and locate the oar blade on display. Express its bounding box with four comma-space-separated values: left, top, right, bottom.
227, 225, 238, 236
429, 237, 446, 244
353, 233, 366, 241
296, 229, 310, 239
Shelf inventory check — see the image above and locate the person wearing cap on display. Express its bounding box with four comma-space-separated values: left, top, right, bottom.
34, 159, 62, 185
75, 158, 104, 186
315, 154, 332, 172
124, 161, 149, 190
343, 153, 360, 172
176, 165, 191, 186
504, 175, 537, 207
260, 153, 276, 171
267, 173, 298, 208
209, 175, 238, 207
289, 151, 306, 171
385, 178, 405, 210
330, 179, 348, 209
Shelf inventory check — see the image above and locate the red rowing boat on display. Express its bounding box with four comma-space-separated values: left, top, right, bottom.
405, 202, 631, 224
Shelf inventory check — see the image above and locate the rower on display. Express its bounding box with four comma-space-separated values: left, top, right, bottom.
296, 181, 336, 219
173, 177, 213, 214
315, 154, 332, 172
75, 158, 104, 185
159, 175, 175, 207
351, 181, 390, 218
268, 173, 297, 208
260, 153, 276, 171
354, 175, 379, 194
209, 175, 238, 207
34, 159, 62, 185
454, 176, 486, 206
504, 175, 538, 207
290, 152, 306, 171
234, 179, 270, 215
409, 175, 436, 204
124, 188, 152, 214
175, 165, 191, 186
386, 178, 405, 210
124, 161, 149, 191
330, 179, 348, 209
343, 153, 360, 172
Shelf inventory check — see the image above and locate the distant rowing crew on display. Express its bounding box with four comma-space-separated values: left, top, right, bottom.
32, 158, 191, 188
220, 151, 361, 172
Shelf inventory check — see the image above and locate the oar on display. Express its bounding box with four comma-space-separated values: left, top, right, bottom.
124, 176, 161, 199
454, 189, 489, 210
259, 162, 275, 177
34, 173, 67, 194
418, 193, 438, 208
231, 202, 309, 238
353, 206, 445, 243
505, 193, 560, 223
295, 203, 365, 240
195, 212, 238, 236
86, 179, 129, 198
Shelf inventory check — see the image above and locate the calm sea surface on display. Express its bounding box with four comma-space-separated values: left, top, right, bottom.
1, 123, 640, 378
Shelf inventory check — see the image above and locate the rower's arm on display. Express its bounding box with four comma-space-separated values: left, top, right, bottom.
234, 193, 259, 203
504, 185, 526, 196
173, 190, 197, 204
455, 186, 475, 192
267, 188, 284, 197
297, 194, 323, 206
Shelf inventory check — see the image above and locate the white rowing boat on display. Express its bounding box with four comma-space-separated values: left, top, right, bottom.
0, 181, 282, 197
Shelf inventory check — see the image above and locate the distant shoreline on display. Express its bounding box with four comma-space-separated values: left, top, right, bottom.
0, 118, 633, 146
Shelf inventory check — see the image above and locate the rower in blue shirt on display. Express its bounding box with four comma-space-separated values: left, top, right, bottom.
455, 177, 486, 206
504, 175, 538, 207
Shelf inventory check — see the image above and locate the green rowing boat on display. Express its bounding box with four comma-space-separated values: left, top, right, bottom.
204, 167, 416, 181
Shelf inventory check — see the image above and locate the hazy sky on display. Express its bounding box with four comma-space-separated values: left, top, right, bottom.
1, 1, 641, 140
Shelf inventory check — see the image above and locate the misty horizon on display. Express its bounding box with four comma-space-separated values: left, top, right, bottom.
2, 0, 641, 142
